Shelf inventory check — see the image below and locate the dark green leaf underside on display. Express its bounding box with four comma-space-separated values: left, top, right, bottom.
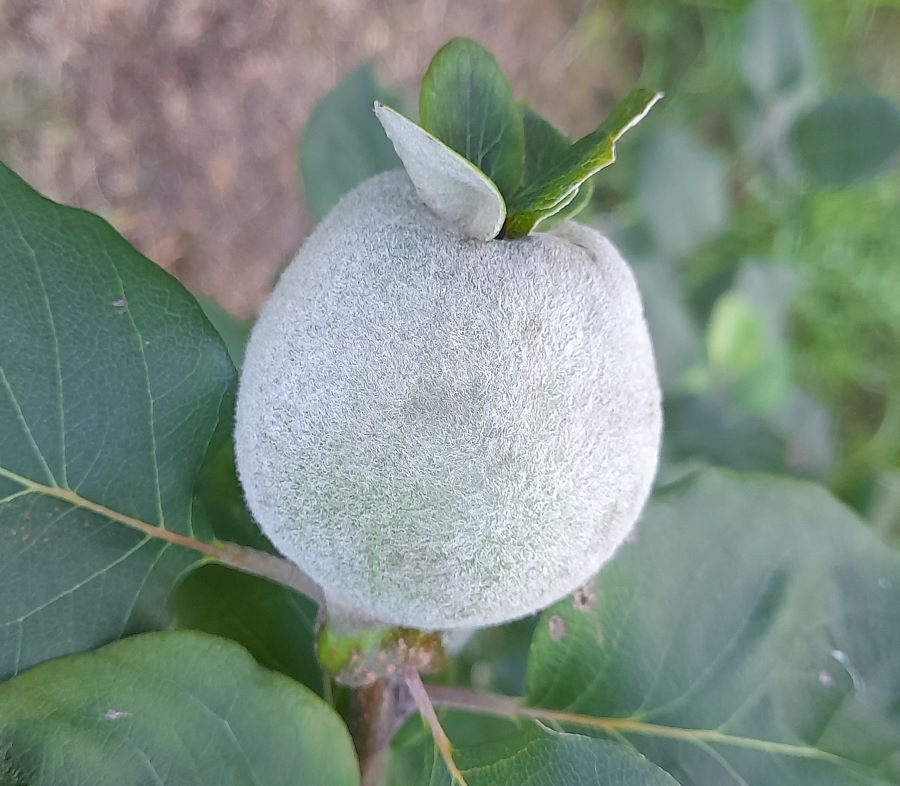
301, 64, 402, 219
0, 162, 235, 680
790, 94, 900, 186
173, 564, 324, 695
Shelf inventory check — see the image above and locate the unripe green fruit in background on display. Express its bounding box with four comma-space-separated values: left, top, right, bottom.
235, 170, 662, 630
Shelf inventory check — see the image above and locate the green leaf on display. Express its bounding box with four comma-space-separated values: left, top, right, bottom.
172, 565, 324, 695
375, 103, 506, 241
707, 294, 774, 371
455, 616, 537, 696
636, 126, 731, 257
195, 440, 274, 552
520, 106, 594, 228
0, 162, 235, 680
631, 256, 703, 391
660, 393, 788, 483
0, 631, 359, 785
528, 469, 900, 785
198, 297, 251, 368
705, 262, 796, 416
789, 94, 900, 186
392, 715, 677, 786
300, 64, 402, 219
740, 0, 816, 103
709, 298, 791, 415
505, 89, 662, 237
520, 106, 570, 189
419, 38, 524, 200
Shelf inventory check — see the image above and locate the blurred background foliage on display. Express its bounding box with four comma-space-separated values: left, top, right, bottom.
292, 0, 900, 539
1, 0, 898, 694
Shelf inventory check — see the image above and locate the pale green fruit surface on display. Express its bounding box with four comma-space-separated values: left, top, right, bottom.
235, 171, 662, 630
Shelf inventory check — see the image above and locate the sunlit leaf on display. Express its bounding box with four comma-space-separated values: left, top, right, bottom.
0, 632, 358, 785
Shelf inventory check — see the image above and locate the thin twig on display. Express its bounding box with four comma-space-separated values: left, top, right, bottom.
405, 670, 468, 785
350, 678, 417, 786
214, 540, 324, 604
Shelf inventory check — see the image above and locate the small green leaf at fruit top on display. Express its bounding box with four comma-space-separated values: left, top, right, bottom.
504, 89, 662, 237
419, 38, 525, 200
520, 105, 594, 229
375, 102, 506, 241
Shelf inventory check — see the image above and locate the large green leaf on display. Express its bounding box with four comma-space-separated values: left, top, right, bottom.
505, 89, 661, 237
300, 64, 402, 219
391, 715, 677, 786
0, 631, 359, 785
419, 38, 524, 199
789, 94, 900, 186
0, 163, 235, 680
172, 564, 323, 695
528, 470, 900, 784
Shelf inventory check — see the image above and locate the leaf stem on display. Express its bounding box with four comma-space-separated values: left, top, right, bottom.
406, 670, 468, 785
0, 465, 324, 604
423, 685, 853, 764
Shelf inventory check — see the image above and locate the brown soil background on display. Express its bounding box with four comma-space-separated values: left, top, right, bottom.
1, 0, 638, 316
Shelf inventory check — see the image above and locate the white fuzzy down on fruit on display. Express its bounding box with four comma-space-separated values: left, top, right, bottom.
235, 170, 662, 630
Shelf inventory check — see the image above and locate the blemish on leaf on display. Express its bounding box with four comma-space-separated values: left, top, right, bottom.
548, 614, 567, 641
112, 297, 128, 314
104, 708, 129, 720
817, 669, 835, 687
572, 582, 597, 612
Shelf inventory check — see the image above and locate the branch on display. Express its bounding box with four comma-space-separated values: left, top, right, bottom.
406, 670, 468, 785
214, 540, 324, 605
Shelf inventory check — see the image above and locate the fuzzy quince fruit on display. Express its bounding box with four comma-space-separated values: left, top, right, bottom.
235, 170, 661, 630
